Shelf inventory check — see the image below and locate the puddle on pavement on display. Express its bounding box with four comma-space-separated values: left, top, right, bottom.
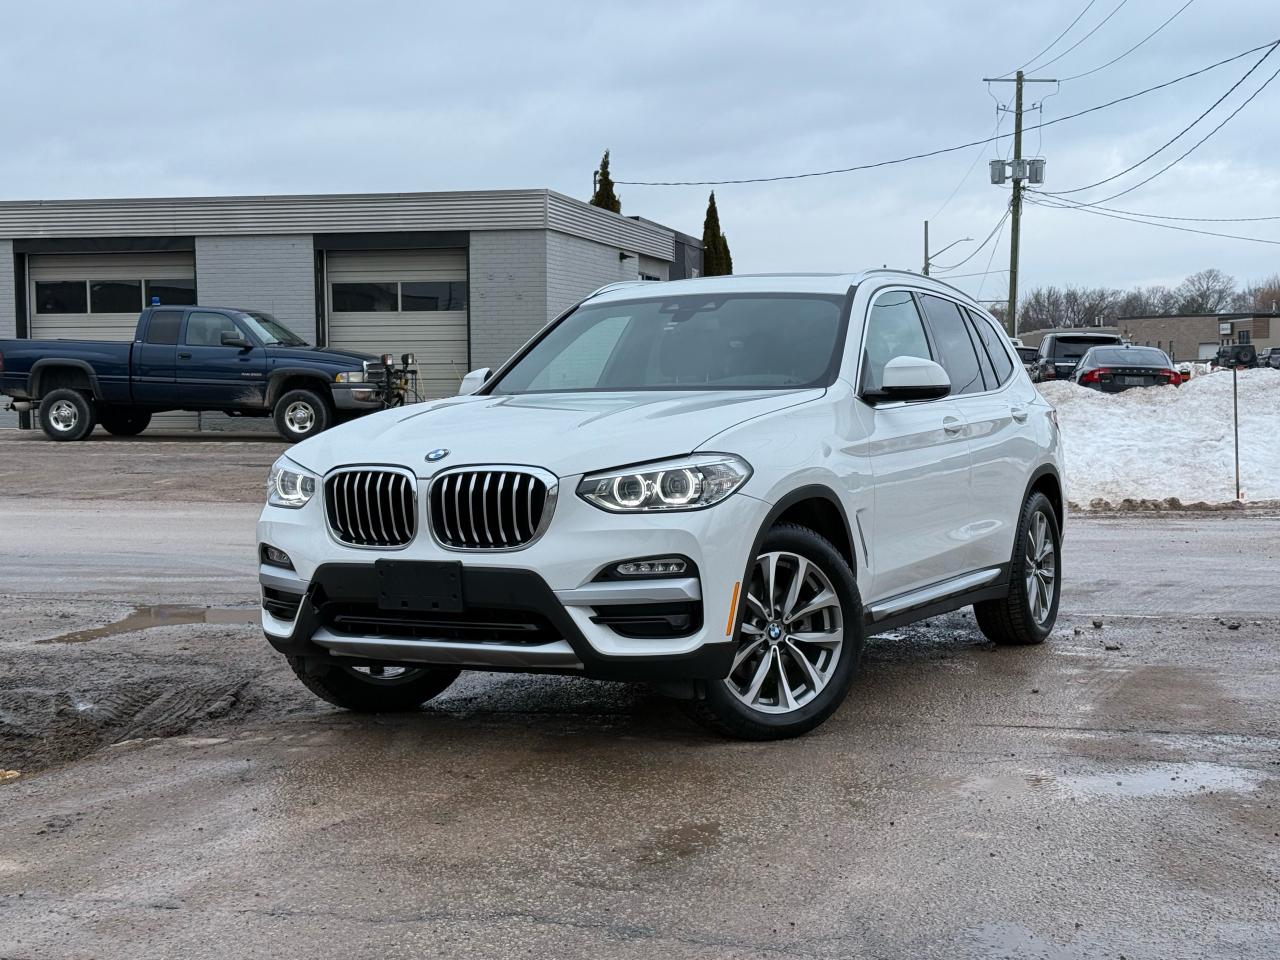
960, 761, 1265, 800
38, 605, 258, 644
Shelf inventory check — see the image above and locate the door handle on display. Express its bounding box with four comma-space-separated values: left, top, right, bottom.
1010, 406, 1029, 423
177, 352, 192, 359
942, 417, 964, 436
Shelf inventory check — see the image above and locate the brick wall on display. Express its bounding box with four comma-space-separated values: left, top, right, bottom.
468, 230, 548, 371
194, 235, 316, 340
546, 230, 633, 318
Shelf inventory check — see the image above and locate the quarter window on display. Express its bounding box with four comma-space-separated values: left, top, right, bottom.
145, 310, 182, 345
861, 290, 932, 393
917, 294, 984, 395
966, 308, 1015, 386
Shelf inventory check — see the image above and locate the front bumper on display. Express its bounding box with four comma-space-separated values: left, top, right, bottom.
257, 480, 766, 682
331, 385, 387, 411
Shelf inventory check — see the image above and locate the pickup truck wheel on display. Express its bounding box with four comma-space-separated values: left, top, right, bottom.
273, 388, 332, 443
99, 409, 152, 437
287, 658, 461, 712
683, 523, 864, 741
38, 389, 96, 442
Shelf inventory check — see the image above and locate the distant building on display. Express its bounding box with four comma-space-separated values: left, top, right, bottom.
1117, 312, 1276, 362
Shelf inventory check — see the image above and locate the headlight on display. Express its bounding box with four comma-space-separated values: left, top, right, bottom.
577, 454, 752, 512
335, 371, 366, 383
267, 456, 318, 508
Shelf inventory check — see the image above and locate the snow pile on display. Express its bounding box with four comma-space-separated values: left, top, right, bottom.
1038, 369, 1280, 508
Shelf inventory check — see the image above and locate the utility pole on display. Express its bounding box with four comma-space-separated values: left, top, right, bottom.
983, 71, 1055, 337
922, 220, 972, 277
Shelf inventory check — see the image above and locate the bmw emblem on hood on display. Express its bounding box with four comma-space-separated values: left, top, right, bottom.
425, 448, 450, 462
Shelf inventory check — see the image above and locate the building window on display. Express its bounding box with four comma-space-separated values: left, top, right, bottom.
331, 282, 398, 312
639, 273, 662, 282
400, 281, 467, 311
1238, 330, 1251, 344
146, 278, 197, 306
35, 281, 88, 314
90, 279, 142, 314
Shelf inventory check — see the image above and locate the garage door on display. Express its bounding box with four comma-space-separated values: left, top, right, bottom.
326, 249, 468, 400
29, 252, 199, 431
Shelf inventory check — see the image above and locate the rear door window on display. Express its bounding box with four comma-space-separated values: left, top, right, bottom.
966, 308, 1015, 385
917, 294, 985, 395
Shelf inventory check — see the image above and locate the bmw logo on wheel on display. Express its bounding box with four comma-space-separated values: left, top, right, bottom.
425, 448, 450, 462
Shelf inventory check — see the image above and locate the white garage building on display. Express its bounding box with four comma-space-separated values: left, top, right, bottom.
0, 189, 701, 429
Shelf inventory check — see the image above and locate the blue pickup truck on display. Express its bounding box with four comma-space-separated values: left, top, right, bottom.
0, 306, 408, 442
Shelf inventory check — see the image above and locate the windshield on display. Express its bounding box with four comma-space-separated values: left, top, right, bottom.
1089, 347, 1169, 366
240, 311, 308, 346
1053, 337, 1117, 360
488, 293, 847, 394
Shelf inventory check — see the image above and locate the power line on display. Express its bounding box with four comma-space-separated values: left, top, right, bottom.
930, 100, 1005, 222
1026, 193, 1280, 222
1060, 0, 1197, 82
1023, 0, 1133, 75
614, 41, 1278, 186
938, 268, 1011, 280
1026, 194, 1280, 245
976, 211, 1011, 304
994, 0, 1099, 79
1047, 41, 1279, 195
1083, 60, 1280, 203
933, 201, 1012, 271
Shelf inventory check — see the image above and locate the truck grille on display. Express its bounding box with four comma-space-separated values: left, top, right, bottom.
429, 469, 551, 549
325, 469, 417, 547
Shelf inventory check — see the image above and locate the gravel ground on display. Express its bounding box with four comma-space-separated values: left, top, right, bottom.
0, 437, 1277, 959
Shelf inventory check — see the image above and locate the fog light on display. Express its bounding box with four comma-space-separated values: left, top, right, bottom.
615, 558, 687, 577
261, 544, 294, 569
351, 389, 374, 402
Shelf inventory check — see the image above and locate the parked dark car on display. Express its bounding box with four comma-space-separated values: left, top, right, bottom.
1214, 343, 1259, 369
1261, 346, 1280, 369
1031, 332, 1123, 382
1071, 344, 1181, 391
1015, 345, 1039, 375
0, 306, 408, 442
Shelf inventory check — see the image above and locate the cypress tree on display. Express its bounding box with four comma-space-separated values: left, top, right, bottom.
720, 232, 733, 276
702, 192, 725, 276
590, 150, 622, 213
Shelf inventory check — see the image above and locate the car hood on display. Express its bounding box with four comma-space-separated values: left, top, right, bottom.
266, 346, 378, 366
288, 389, 825, 478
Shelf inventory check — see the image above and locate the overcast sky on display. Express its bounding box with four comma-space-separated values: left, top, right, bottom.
2, 0, 1277, 302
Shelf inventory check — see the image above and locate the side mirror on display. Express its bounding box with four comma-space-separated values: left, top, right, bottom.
221, 332, 252, 349
457, 367, 492, 396
869, 355, 951, 403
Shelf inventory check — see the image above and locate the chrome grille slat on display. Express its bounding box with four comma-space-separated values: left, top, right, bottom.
324, 469, 416, 548
429, 468, 549, 550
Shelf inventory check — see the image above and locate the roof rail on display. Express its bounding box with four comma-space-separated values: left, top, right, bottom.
586, 280, 649, 299
858, 269, 978, 304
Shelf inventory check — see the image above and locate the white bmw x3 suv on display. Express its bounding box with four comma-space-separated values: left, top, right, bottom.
258, 271, 1064, 739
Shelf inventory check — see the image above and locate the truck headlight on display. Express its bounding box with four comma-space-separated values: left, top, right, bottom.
267, 456, 318, 509
577, 454, 752, 513
335, 371, 366, 383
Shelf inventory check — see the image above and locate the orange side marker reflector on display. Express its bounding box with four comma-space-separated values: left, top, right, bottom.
725, 581, 741, 636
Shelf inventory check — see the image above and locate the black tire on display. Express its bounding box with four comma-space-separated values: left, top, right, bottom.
272, 388, 332, 443
288, 658, 461, 712
684, 523, 864, 741
38, 388, 96, 442
974, 491, 1061, 646
99, 409, 152, 437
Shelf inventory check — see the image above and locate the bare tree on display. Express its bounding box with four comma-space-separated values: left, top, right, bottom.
1174, 268, 1237, 314
1233, 273, 1280, 312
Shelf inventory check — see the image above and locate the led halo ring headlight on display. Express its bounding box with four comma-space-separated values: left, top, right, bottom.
578, 454, 752, 513
267, 456, 318, 509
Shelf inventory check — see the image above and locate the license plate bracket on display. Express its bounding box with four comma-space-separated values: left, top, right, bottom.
375, 560, 464, 613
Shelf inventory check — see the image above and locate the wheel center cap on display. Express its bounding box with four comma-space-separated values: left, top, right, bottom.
766, 622, 783, 643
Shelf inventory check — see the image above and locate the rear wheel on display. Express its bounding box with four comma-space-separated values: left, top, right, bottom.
99, 408, 152, 436
974, 491, 1060, 645
288, 658, 461, 712
38, 388, 96, 442
273, 388, 332, 443
684, 523, 864, 740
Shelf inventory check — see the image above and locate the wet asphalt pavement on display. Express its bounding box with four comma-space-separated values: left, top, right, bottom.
1, 440, 1278, 959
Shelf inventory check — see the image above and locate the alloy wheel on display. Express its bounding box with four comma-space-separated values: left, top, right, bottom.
285, 401, 315, 434
49, 400, 79, 432
724, 551, 844, 715
1025, 511, 1057, 626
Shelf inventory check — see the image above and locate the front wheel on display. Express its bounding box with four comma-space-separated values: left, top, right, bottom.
684, 523, 864, 741
974, 491, 1061, 645
273, 388, 332, 443
288, 658, 461, 712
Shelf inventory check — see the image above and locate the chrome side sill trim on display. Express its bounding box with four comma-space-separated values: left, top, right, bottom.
311, 629, 583, 670
555, 577, 702, 607
868, 567, 1004, 620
